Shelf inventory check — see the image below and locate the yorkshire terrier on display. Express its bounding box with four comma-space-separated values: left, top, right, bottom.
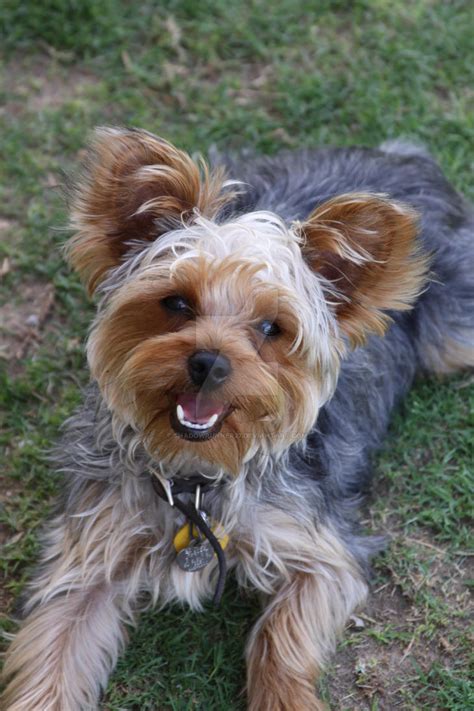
2, 129, 473, 710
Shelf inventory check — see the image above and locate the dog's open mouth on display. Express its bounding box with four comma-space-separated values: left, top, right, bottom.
170, 393, 231, 441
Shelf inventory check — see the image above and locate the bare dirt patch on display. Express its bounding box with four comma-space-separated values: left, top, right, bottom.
328, 585, 414, 710
1, 55, 100, 117
327, 539, 472, 710
0, 281, 55, 375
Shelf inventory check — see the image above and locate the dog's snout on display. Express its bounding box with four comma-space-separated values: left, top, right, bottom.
188, 350, 231, 388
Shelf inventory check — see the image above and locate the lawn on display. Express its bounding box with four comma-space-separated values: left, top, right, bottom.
0, 1, 473, 709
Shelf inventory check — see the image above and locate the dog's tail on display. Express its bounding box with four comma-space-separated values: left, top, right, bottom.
381, 140, 474, 375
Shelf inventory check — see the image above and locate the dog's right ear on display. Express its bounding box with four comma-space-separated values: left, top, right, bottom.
66, 127, 230, 294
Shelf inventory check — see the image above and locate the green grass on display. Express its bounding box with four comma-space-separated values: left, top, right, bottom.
1, 1, 473, 708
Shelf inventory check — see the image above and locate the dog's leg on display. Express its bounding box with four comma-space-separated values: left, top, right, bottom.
242, 516, 368, 711
1, 486, 149, 711
2, 582, 129, 711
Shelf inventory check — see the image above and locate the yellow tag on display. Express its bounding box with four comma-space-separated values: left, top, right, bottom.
173, 520, 229, 553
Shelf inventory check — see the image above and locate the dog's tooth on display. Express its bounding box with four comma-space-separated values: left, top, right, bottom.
185, 420, 199, 430
176, 407, 220, 432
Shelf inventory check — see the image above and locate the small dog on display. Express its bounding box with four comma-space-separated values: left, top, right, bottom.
2, 129, 473, 711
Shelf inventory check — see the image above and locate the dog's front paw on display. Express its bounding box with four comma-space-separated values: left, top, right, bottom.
247, 663, 326, 711
247, 683, 326, 711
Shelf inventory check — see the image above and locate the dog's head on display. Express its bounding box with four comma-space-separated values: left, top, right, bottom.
66, 128, 427, 474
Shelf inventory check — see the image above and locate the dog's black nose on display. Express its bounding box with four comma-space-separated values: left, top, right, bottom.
188, 350, 231, 389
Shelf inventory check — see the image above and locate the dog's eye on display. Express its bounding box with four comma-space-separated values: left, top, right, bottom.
258, 320, 281, 337
161, 295, 192, 315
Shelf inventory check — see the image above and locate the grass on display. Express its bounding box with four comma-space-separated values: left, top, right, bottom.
1, 0, 473, 708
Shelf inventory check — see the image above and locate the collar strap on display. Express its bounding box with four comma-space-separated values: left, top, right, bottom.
150, 474, 227, 605
167, 474, 215, 496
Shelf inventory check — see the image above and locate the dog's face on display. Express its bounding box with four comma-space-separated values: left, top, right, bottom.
84, 216, 337, 474
67, 128, 427, 474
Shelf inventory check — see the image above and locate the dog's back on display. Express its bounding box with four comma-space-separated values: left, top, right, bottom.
223, 142, 474, 568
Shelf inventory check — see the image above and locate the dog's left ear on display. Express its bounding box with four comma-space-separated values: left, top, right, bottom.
297, 193, 429, 345
66, 127, 231, 294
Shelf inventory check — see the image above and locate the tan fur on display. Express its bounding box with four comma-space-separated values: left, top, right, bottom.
237, 511, 368, 711
88, 257, 324, 472
2, 587, 127, 711
423, 333, 474, 374
66, 128, 234, 293
2, 477, 367, 710
1, 476, 164, 710
297, 193, 430, 346
1, 502, 132, 710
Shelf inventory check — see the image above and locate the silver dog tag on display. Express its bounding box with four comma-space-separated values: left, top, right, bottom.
176, 539, 214, 572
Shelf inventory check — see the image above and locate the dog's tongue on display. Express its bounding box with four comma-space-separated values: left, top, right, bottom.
177, 393, 225, 424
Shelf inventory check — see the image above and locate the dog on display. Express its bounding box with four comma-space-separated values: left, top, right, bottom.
2, 128, 473, 710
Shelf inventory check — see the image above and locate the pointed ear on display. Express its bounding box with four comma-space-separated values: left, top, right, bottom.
65, 127, 230, 294
298, 193, 429, 346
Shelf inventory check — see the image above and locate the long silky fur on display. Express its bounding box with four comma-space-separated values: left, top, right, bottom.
2, 134, 473, 711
